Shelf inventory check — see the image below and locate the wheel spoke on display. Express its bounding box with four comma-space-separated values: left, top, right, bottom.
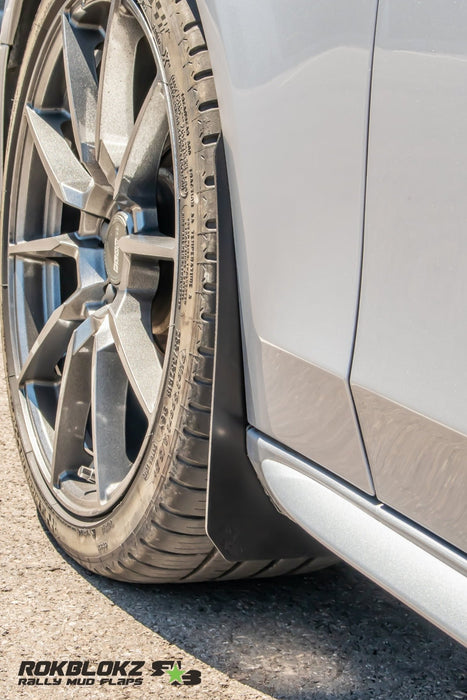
10, 234, 105, 305
19, 308, 78, 384
51, 320, 94, 486
118, 233, 177, 260
61, 15, 99, 164
9, 233, 79, 260
109, 288, 163, 417
79, 212, 102, 238
96, 0, 143, 184
25, 106, 112, 216
18, 241, 106, 384
26, 107, 92, 207
74, 241, 107, 294
115, 79, 168, 206
91, 316, 131, 504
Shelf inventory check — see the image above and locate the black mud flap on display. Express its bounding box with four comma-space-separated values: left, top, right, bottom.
206, 138, 324, 561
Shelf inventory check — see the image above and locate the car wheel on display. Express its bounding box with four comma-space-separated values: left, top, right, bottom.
1, 0, 324, 582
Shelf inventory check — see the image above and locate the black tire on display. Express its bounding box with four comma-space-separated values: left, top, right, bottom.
1, 0, 328, 582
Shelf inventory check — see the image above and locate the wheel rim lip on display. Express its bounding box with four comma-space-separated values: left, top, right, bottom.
6, 0, 181, 518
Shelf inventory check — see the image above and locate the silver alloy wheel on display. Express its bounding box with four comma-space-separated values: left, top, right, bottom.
8, 0, 177, 517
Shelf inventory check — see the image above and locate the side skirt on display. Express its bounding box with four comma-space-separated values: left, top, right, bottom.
248, 428, 467, 646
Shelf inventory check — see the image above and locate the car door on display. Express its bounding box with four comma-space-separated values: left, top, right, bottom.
351, 0, 467, 552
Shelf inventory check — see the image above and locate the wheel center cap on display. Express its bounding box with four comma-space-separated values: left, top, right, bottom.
104, 212, 128, 285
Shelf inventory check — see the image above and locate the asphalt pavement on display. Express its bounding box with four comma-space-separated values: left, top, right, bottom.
0, 350, 465, 700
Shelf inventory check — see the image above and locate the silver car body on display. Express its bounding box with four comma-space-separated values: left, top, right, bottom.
2, 0, 466, 644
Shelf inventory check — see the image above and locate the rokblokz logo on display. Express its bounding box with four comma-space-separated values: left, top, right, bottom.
18, 659, 202, 687
152, 660, 201, 686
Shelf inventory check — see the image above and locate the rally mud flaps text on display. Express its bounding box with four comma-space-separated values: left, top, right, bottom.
18, 660, 201, 687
